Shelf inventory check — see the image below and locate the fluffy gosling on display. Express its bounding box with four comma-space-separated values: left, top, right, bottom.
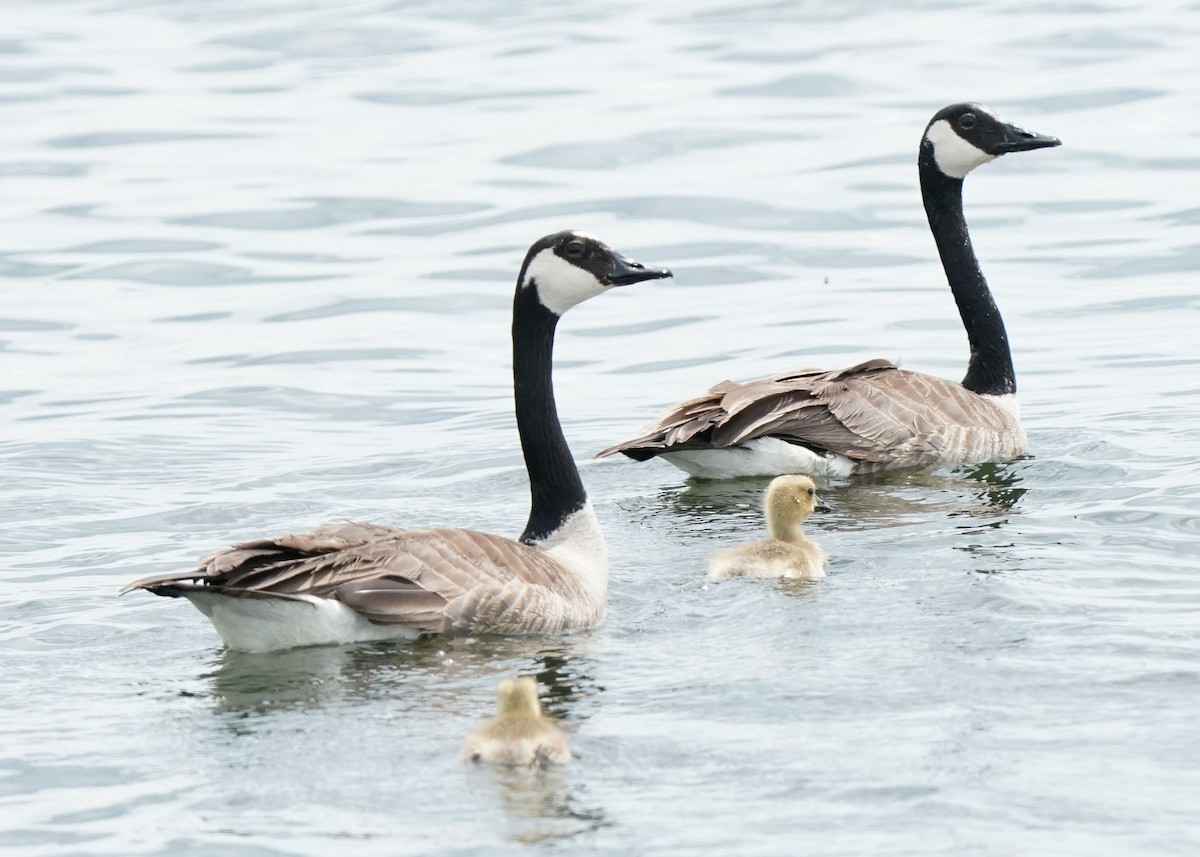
707, 474, 830, 581
461, 676, 571, 767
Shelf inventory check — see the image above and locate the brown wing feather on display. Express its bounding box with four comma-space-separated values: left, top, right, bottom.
598, 360, 1024, 472
122, 525, 598, 634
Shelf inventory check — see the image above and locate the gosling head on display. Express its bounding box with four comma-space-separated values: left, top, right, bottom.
518, 230, 672, 317
922, 102, 1061, 180
764, 474, 830, 542
494, 675, 544, 718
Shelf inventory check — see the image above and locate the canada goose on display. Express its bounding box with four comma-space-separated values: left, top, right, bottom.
707, 475, 830, 581
121, 231, 671, 652
599, 103, 1061, 479
461, 676, 571, 766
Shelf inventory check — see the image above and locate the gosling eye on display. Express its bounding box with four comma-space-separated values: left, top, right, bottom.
563, 239, 585, 259
806, 487, 815, 497
958, 112, 977, 130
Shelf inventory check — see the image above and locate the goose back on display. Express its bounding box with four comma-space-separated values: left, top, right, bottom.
123, 522, 606, 636
600, 359, 1025, 474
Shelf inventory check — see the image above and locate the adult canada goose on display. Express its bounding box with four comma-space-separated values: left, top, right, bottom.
121, 231, 671, 653
461, 676, 571, 766
707, 475, 830, 581
599, 103, 1060, 479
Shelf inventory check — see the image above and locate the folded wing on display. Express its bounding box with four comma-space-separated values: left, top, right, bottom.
121, 523, 591, 634
599, 359, 1023, 472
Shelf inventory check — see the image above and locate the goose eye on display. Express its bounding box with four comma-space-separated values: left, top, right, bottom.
958, 112, 977, 130
563, 240, 585, 259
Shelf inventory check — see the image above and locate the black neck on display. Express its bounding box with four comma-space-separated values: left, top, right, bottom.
919, 146, 1016, 396
512, 282, 587, 545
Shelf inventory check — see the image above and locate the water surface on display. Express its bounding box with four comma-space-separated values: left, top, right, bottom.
2, 1, 1199, 855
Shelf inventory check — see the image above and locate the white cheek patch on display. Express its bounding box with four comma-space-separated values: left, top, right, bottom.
926, 119, 995, 179
523, 248, 607, 316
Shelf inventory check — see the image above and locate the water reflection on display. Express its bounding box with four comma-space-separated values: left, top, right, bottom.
774, 577, 823, 598
530, 650, 602, 722
647, 457, 1029, 533
202, 635, 603, 720
953, 459, 1031, 513
474, 763, 609, 845
836, 460, 1030, 522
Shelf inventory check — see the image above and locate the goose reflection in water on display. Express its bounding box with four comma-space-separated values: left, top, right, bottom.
652, 458, 1029, 534
201, 636, 602, 720
954, 459, 1031, 513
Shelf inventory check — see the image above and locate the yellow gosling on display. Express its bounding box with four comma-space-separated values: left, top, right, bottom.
707, 475, 830, 581
461, 676, 571, 767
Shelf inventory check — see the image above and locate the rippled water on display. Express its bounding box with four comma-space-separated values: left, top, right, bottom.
3, 1, 1199, 854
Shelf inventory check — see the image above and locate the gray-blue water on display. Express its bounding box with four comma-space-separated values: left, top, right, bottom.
3, 1, 1199, 854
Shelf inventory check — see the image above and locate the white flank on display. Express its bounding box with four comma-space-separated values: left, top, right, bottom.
981, 392, 1028, 453
184, 591, 420, 654
523, 248, 608, 316
660, 438, 856, 480
981, 392, 1021, 420
926, 119, 995, 179
534, 501, 609, 608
